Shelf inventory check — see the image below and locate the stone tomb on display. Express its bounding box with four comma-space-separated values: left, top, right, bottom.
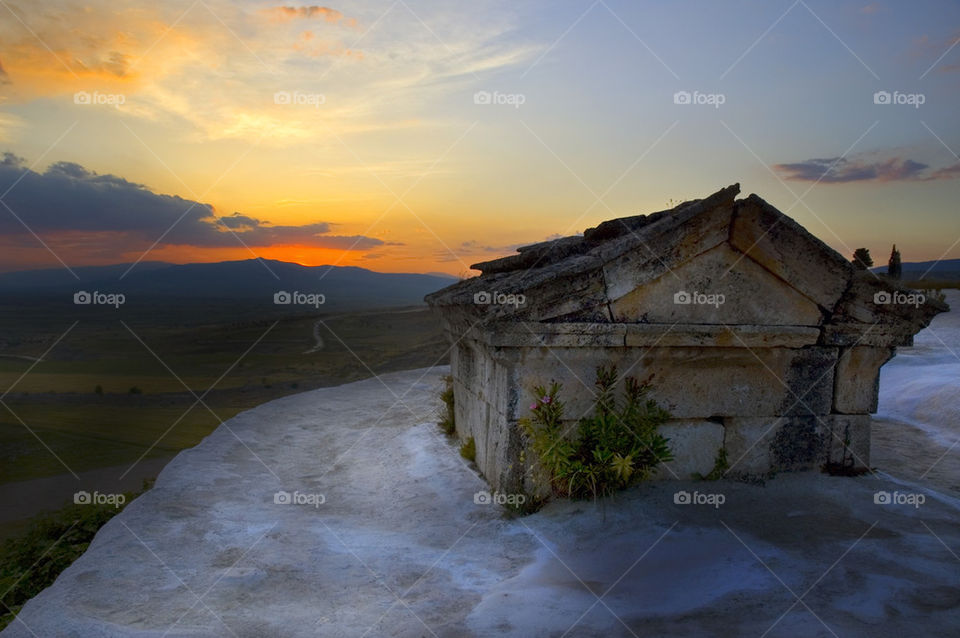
426, 184, 946, 493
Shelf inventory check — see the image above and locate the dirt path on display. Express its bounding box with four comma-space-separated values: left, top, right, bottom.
304, 306, 429, 353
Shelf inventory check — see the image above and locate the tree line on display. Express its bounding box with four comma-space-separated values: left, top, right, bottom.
852, 245, 901, 279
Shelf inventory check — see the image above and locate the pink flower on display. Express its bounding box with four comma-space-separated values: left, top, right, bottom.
530, 403, 538, 410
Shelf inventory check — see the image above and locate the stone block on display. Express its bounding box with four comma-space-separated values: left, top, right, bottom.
723, 417, 786, 474
623, 324, 820, 348
821, 414, 871, 470
768, 416, 828, 471
652, 420, 725, 480
833, 346, 893, 414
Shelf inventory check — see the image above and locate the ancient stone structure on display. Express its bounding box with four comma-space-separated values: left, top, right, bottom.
426, 185, 947, 493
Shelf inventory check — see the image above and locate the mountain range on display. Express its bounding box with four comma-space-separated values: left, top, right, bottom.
0, 256, 954, 312
0, 259, 457, 311
871, 258, 960, 281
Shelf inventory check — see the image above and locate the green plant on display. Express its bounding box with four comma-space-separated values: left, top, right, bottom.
852, 247, 873, 270
520, 365, 673, 501
0, 479, 154, 630
459, 436, 476, 462
887, 244, 902, 280
695, 447, 729, 480
438, 375, 456, 435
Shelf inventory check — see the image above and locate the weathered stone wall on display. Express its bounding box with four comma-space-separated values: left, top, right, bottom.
449, 332, 874, 493
451, 339, 525, 491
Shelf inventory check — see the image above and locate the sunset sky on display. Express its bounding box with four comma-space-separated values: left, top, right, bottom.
0, 0, 958, 275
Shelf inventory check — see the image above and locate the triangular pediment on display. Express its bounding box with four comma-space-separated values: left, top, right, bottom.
608, 243, 824, 325
426, 185, 946, 345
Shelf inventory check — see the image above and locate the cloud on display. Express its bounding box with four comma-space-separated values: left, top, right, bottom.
261, 5, 356, 26
216, 213, 274, 231
0, 155, 393, 251
0, 57, 9, 84
0, 1, 539, 148
928, 162, 960, 179
772, 155, 960, 183
459, 239, 500, 253
912, 30, 960, 68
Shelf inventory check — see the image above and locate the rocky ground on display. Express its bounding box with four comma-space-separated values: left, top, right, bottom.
3, 364, 958, 637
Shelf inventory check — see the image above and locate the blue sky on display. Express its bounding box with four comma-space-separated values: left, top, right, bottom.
0, 0, 957, 272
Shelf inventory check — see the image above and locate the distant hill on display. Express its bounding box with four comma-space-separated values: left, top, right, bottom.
0, 260, 457, 311
0, 262, 174, 289
872, 258, 960, 282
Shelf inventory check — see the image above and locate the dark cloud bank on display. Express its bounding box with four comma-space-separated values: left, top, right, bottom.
0, 153, 394, 251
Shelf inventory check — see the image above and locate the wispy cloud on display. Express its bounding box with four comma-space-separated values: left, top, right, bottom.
260, 5, 358, 27
774, 154, 960, 183
0, 1, 539, 146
